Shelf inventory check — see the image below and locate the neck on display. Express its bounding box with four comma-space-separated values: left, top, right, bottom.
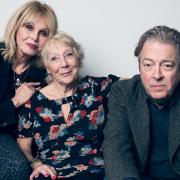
149, 96, 171, 109
51, 81, 78, 99
13, 56, 32, 74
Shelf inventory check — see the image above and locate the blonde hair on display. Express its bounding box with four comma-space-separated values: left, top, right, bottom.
41, 32, 84, 83
2, 0, 58, 64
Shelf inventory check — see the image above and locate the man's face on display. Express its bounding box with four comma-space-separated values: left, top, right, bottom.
139, 39, 180, 100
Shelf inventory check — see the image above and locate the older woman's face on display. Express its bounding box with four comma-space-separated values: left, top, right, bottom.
16, 16, 50, 59
45, 42, 80, 86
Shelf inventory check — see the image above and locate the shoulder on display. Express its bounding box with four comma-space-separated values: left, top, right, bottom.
78, 74, 119, 92
80, 74, 119, 85
111, 74, 141, 97
26, 91, 44, 109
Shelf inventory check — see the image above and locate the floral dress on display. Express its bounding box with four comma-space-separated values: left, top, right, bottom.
18, 75, 119, 178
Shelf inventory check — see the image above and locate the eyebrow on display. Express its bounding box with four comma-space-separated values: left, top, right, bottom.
23, 22, 49, 31
142, 58, 176, 64
141, 58, 154, 62
161, 59, 175, 62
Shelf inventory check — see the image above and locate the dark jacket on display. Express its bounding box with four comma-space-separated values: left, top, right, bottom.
0, 42, 47, 130
0, 54, 16, 127
103, 75, 180, 180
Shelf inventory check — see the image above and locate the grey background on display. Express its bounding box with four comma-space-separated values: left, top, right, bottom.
0, 0, 179, 77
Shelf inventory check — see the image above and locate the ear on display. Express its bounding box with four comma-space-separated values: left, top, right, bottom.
46, 68, 50, 74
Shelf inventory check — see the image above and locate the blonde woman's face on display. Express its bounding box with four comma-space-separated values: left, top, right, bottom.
45, 42, 80, 87
16, 16, 50, 59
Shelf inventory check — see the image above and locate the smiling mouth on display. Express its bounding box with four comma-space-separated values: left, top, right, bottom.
61, 71, 72, 76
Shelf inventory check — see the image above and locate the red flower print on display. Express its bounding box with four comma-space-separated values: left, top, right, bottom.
36, 107, 42, 113
88, 159, 95, 165
80, 110, 87, 118
75, 135, 84, 141
80, 97, 85, 104
50, 155, 57, 161
43, 116, 52, 122
75, 164, 88, 171
90, 110, 98, 125
51, 125, 60, 134
88, 149, 97, 155
50, 125, 60, 139
96, 96, 103, 103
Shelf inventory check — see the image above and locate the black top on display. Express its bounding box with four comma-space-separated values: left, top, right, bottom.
0, 42, 46, 133
145, 99, 180, 179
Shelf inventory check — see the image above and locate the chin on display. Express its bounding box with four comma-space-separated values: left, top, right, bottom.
149, 93, 168, 100
60, 80, 76, 87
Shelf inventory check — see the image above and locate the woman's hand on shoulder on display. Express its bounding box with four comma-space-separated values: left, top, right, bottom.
12, 82, 40, 108
30, 162, 57, 180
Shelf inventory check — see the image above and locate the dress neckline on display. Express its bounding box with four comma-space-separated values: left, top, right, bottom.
37, 89, 77, 105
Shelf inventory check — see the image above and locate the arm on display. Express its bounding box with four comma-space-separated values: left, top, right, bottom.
17, 137, 34, 162
17, 137, 57, 180
102, 83, 140, 180
0, 100, 16, 127
0, 82, 40, 127
17, 99, 57, 180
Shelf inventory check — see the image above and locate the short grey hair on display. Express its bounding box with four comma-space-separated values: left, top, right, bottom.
134, 26, 180, 63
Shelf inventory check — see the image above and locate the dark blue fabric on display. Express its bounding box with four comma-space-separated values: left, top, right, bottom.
145, 100, 180, 178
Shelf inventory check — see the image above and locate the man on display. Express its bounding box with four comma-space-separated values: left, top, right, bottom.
103, 26, 180, 180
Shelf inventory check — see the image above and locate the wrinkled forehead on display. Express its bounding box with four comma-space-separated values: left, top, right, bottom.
49, 40, 73, 51
43, 40, 74, 59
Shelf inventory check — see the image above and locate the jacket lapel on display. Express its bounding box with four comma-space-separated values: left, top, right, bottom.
128, 83, 150, 168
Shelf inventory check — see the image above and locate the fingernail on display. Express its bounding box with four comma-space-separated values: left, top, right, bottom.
52, 176, 56, 180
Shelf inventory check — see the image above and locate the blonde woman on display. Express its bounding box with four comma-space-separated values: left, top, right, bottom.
0, 1, 58, 179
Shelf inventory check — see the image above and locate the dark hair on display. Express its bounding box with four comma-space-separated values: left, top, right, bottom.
134, 26, 180, 61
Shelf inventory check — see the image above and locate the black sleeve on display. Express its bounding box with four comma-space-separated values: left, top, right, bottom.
0, 100, 16, 127
0, 49, 16, 127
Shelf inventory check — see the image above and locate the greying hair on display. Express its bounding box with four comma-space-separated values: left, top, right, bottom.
41, 32, 84, 83
134, 26, 180, 62
2, 0, 58, 64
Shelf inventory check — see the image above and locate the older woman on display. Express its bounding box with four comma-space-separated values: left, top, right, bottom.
0, 1, 58, 179
17, 33, 119, 180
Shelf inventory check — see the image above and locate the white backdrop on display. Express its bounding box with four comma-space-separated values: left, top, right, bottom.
0, 0, 180, 77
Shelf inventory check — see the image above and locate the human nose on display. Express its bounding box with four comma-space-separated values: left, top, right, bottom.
153, 65, 163, 80
60, 57, 68, 68
30, 31, 39, 42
